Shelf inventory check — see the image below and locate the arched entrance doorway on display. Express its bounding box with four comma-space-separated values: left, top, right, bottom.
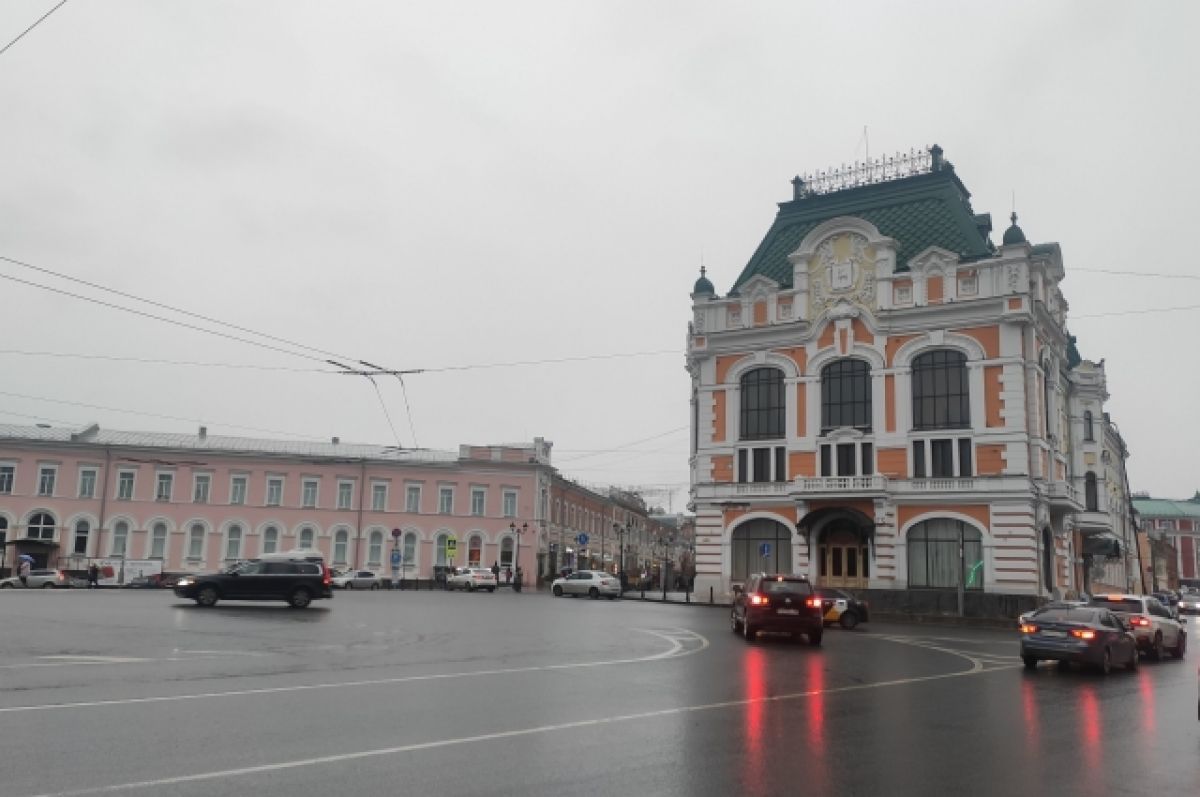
800, 507, 875, 589
730, 518, 792, 583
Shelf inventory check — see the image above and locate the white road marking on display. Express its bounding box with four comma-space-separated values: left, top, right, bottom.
40, 656, 151, 663
21, 655, 1015, 797
0, 627, 707, 715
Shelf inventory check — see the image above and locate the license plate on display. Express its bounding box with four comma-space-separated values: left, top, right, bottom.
777, 608, 799, 615
1039, 630, 1066, 637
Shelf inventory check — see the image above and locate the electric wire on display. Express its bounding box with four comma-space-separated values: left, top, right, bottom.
0, 0, 67, 57
395, 374, 420, 449
556, 427, 688, 464
0, 348, 330, 372
364, 375, 404, 450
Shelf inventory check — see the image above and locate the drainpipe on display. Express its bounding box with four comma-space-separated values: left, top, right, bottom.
96, 448, 112, 560
353, 458, 366, 568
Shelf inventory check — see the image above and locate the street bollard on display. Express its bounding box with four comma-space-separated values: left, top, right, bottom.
709, 586, 714, 605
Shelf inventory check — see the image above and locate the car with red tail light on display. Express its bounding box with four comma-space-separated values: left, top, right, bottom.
1087, 594, 1186, 660
1019, 606, 1138, 674
731, 574, 824, 645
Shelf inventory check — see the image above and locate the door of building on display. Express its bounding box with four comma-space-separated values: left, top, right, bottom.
818, 524, 868, 589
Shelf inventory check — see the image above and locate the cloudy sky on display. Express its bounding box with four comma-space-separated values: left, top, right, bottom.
1, 1, 1197, 509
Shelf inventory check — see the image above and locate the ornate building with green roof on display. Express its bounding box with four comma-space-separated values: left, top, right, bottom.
686, 146, 1136, 618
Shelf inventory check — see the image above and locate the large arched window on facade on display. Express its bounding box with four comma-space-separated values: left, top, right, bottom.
1083, 411, 1094, 442
74, 520, 90, 555
333, 529, 349, 565
27, 512, 56, 541
729, 519, 792, 583
740, 367, 786, 440
821, 359, 872, 432
226, 525, 243, 560
298, 526, 315, 549
368, 530, 383, 566
188, 524, 205, 559
149, 522, 167, 559
500, 537, 515, 568
912, 350, 970, 430
468, 534, 482, 567
403, 532, 417, 572
111, 520, 129, 556
262, 526, 279, 555
907, 519, 983, 590
435, 533, 449, 566
1085, 472, 1099, 511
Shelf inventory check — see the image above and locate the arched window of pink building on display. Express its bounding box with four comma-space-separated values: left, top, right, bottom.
226, 525, 243, 560
188, 524, 205, 560
403, 532, 417, 572
436, 533, 449, 565
500, 537, 514, 568
150, 523, 167, 559
298, 526, 315, 549
262, 526, 279, 555
111, 520, 129, 557
27, 512, 56, 542
333, 529, 349, 565
468, 535, 482, 566
368, 531, 383, 566
74, 520, 90, 556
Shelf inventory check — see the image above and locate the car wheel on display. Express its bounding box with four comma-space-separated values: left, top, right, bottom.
370, 583, 380, 591
743, 620, 756, 642
1150, 633, 1164, 661
1098, 648, 1112, 675
1022, 656, 1038, 670
488, 588, 495, 593
731, 612, 742, 633
42, 582, 55, 589
288, 588, 312, 609
553, 585, 563, 597
0, 583, 12, 589
1125, 648, 1139, 671
196, 586, 218, 607
589, 587, 599, 600
808, 631, 823, 647
839, 611, 859, 630
1171, 631, 1186, 659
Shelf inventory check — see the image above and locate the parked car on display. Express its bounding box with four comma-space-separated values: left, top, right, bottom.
1178, 592, 1200, 615
172, 551, 333, 608
123, 574, 164, 589
0, 569, 72, 589
815, 587, 870, 629
731, 574, 824, 645
447, 567, 497, 592
551, 570, 620, 599
332, 570, 382, 590
1019, 606, 1138, 674
1088, 594, 1187, 660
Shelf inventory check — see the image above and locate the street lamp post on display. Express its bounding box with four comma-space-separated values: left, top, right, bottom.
509, 521, 528, 590
614, 523, 627, 591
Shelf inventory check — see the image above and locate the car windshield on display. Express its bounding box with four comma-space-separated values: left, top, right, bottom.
1089, 598, 1143, 614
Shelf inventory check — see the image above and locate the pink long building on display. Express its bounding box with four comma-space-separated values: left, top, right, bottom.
0, 423, 554, 582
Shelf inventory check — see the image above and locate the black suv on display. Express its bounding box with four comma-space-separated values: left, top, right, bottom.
173, 555, 333, 609
731, 574, 824, 645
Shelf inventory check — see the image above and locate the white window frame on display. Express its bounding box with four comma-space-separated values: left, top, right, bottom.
116, 469, 136, 501
229, 475, 248, 505
439, 487, 454, 515
111, 520, 130, 557
148, 522, 168, 559
336, 480, 354, 510
78, 468, 98, 499
302, 479, 319, 509
0, 463, 14, 494
155, 472, 174, 502
371, 483, 388, 512
406, 484, 421, 513
266, 477, 284, 507
225, 524, 243, 560
470, 488, 486, 517
333, 529, 350, 565
367, 530, 383, 565
503, 490, 517, 518
187, 523, 206, 561
73, 520, 90, 556
261, 525, 280, 555
38, 465, 58, 497
298, 526, 315, 549
193, 473, 211, 504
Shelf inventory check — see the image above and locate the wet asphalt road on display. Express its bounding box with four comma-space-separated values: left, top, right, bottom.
0, 588, 1197, 797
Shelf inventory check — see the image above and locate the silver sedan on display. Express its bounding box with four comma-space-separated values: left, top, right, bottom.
0, 569, 72, 589
551, 570, 621, 599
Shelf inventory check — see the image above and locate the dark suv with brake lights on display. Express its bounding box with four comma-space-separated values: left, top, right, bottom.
731, 574, 824, 645
173, 554, 333, 609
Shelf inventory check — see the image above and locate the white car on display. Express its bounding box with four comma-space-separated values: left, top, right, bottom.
1089, 594, 1187, 660
551, 570, 621, 600
447, 567, 497, 592
332, 569, 382, 590
0, 569, 72, 589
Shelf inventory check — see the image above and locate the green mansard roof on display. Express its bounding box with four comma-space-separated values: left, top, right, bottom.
730, 163, 995, 292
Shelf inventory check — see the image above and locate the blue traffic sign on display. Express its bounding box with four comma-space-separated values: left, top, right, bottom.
758, 542, 772, 558
390, 550, 402, 565
577, 533, 589, 546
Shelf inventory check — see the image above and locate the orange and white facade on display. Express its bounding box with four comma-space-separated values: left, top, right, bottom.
686, 149, 1133, 614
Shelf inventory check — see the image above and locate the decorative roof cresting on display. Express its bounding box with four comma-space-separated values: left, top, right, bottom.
791, 144, 946, 200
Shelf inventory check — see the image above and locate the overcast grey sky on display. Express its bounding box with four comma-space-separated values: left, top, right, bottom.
2, 1, 1198, 510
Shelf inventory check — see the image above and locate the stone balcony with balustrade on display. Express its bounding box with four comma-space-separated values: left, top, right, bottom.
694, 474, 1029, 503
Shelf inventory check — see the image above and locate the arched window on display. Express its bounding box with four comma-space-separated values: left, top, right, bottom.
298, 526, 315, 549
188, 524, 205, 559
912, 350, 969, 430
73, 520, 90, 555
403, 532, 417, 571
27, 512, 56, 541
740, 367, 785, 440
436, 533, 448, 565
500, 537, 514, 567
367, 531, 383, 566
262, 525, 279, 555
907, 519, 983, 590
729, 519, 792, 583
226, 525, 243, 560
468, 534, 482, 566
333, 529, 349, 565
1083, 410, 1094, 442
1085, 472, 1099, 511
149, 522, 167, 558
821, 359, 872, 432
112, 520, 129, 556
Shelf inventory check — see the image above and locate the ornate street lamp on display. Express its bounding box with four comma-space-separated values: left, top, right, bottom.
509, 521, 528, 590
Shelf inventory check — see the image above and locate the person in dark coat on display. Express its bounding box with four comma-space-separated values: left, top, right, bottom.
491, 562, 500, 583
88, 563, 100, 589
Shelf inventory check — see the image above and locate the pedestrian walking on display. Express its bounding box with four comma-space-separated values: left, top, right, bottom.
505, 566, 512, 584
18, 558, 31, 588
88, 562, 100, 589
491, 561, 500, 584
